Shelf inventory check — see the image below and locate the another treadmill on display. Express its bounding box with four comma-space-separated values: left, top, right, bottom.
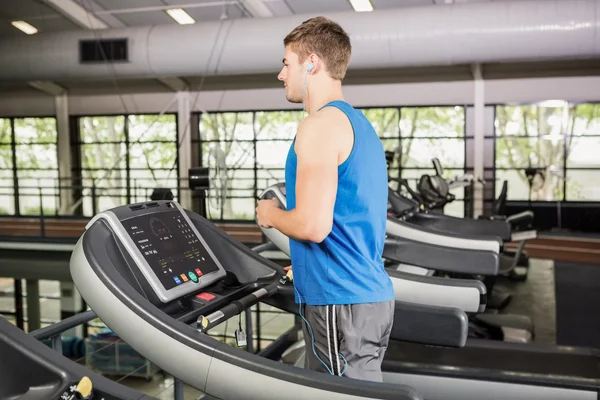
0, 315, 155, 400
259, 182, 531, 343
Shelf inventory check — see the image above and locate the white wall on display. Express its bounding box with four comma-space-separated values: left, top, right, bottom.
1, 76, 599, 117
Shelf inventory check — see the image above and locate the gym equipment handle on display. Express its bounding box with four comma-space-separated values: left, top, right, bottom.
196, 281, 279, 333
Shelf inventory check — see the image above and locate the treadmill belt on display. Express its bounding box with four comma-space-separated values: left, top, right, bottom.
383, 340, 600, 388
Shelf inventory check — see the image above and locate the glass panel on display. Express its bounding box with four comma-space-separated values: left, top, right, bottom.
128, 114, 177, 142
81, 177, 127, 216
129, 142, 177, 169
361, 108, 400, 138
206, 168, 255, 221
201, 141, 254, 169
400, 106, 465, 138
257, 168, 285, 193
495, 104, 565, 137
256, 141, 293, 170
0, 169, 14, 214
566, 170, 600, 200
199, 112, 254, 141
495, 169, 563, 201
0, 118, 11, 144
81, 143, 127, 171
129, 169, 179, 203
14, 118, 57, 144
566, 137, 600, 168
15, 144, 57, 170
402, 138, 465, 169
0, 144, 12, 168
19, 193, 58, 216
254, 111, 303, 140
79, 116, 126, 143
496, 137, 564, 169
569, 103, 600, 136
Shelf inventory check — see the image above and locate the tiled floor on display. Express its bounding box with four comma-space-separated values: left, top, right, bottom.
1, 258, 558, 399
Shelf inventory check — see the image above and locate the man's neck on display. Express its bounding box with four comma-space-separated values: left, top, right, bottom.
305, 80, 344, 115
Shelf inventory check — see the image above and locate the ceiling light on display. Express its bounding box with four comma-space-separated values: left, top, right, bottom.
349, 0, 374, 12
11, 20, 38, 35
166, 8, 195, 25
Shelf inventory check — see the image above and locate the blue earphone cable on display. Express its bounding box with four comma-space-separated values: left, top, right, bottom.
295, 285, 348, 376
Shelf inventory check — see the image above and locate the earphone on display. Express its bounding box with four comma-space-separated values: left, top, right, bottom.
303, 63, 314, 113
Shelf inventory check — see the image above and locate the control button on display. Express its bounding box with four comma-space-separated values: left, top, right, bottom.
195, 268, 203, 277
173, 276, 181, 285
188, 271, 198, 282
180, 274, 188, 282
196, 292, 215, 301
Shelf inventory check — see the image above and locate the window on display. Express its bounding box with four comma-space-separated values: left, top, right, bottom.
128, 114, 178, 203
565, 103, 600, 200
254, 111, 303, 192
399, 106, 466, 217
199, 112, 255, 220
15, 118, 59, 215
495, 102, 600, 202
78, 114, 177, 216
0, 118, 59, 216
195, 106, 468, 221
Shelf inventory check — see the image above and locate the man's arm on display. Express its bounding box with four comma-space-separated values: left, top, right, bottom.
267, 115, 339, 242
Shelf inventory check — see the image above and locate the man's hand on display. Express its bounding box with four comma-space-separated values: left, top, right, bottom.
284, 265, 293, 281
255, 198, 281, 228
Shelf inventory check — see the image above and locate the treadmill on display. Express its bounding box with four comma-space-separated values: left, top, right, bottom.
70, 200, 600, 400
0, 315, 155, 400
70, 199, 475, 399
387, 186, 524, 310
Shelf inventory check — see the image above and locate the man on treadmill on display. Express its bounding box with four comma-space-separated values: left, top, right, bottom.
255, 16, 394, 382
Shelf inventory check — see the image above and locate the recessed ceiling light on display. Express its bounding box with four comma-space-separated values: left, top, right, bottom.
349, 0, 374, 12
166, 8, 195, 25
11, 20, 38, 35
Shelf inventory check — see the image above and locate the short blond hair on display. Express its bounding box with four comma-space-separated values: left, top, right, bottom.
283, 16, 352, 81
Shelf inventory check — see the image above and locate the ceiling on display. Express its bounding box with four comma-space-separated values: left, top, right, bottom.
0, 0, 500, 37
0, 0, 596, 97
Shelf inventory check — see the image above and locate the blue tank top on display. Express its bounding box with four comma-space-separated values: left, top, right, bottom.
285, 100, 394, 306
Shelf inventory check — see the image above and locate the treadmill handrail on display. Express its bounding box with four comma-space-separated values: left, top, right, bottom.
411, 212, 511, 243
383, 235, 500, 276
387, 269, 486, 313
387, 217, 502, 253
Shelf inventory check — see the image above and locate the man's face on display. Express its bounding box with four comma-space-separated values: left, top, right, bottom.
277, 46, 306, 104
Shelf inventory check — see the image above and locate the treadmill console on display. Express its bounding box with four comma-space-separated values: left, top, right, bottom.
89, 201, 227, 303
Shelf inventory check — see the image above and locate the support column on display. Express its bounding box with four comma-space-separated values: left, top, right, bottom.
472, 64, 485, 218
56, 93, 74, 215
25, 279, 40, 332
177, 91, 192, 210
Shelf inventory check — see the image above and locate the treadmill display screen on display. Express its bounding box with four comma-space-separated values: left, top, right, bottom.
121, 210, 220, 291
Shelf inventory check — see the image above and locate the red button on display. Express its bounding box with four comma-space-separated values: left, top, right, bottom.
196, 292, 215, 301
195, 268, 203, 277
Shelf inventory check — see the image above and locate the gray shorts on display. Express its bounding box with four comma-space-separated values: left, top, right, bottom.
301, 300, 395, 382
